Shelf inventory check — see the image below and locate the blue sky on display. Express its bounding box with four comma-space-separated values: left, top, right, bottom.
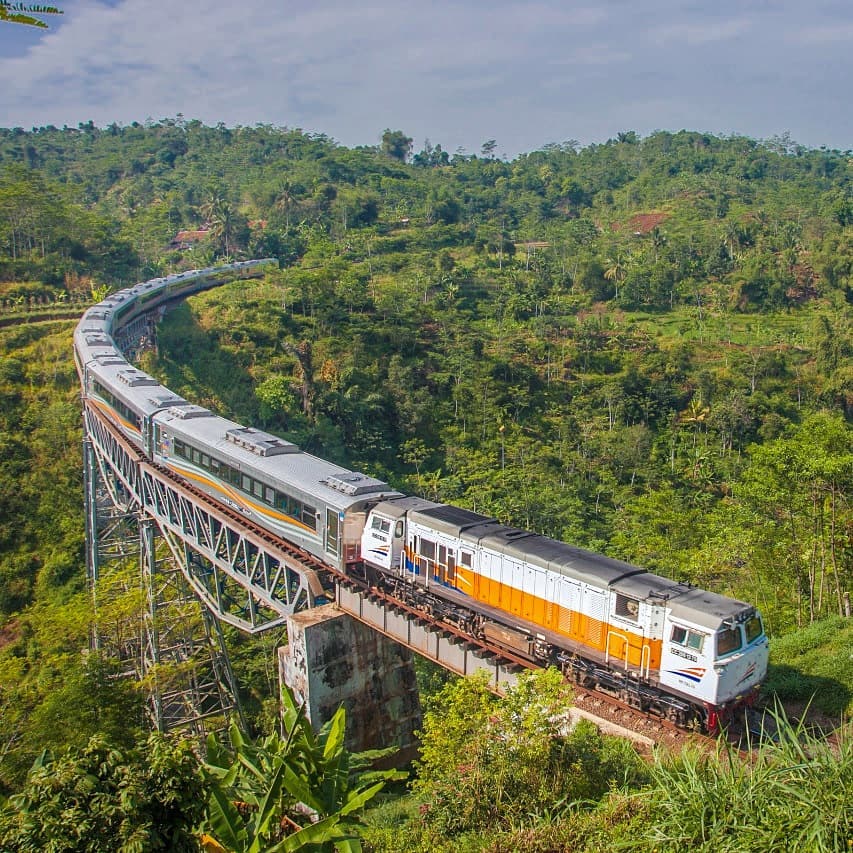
1, 0, 851, 157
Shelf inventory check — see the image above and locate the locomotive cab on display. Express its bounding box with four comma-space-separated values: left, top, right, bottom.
361, 497, 439, 574
709, 610, 768, 701
361, 512, 402, 571
660, 598, 768, 721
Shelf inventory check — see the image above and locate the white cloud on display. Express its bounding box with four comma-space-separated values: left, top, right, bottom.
650, 18, 753, 46
0, 0, 850, 154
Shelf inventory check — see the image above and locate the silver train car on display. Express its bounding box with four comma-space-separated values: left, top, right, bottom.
75, 260, 402, 572
152, 406, 402, 568
74, 261, 275, 453
75, 260, 769, 733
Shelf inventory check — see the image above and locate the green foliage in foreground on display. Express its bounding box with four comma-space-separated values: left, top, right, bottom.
365, 697, 853, 853
201, 685, 400, 852
0, 684, 397, 853
635, 712, 852, 852
0, 734, 206, 852
410, 670, 646, 836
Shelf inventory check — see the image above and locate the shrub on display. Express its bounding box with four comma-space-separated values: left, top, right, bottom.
412, 668, 645, 836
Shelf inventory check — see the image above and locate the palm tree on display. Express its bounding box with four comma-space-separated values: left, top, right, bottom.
722, 220, 743, 261
604, 253, 628, 300
199, 192, 225, 229
274, 180, 296, 229
200, 192, 239, 258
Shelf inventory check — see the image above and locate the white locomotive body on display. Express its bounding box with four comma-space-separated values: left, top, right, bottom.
361, 498, 768, 730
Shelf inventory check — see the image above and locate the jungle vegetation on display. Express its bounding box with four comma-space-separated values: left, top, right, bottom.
0, 122, 850, 850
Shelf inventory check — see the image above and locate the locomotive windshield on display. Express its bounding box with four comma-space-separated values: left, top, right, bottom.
716, 625, 743, 657
745, 614, 764, 644
715, 612, 765, 658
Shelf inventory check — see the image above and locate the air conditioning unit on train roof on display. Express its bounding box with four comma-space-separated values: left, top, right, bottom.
146, 392, 187, 409
116, 369, 160, 387
225, 426, 299, 457
165, 404, 212, 419
84, 333, 112, 346
322, 472, 389, 496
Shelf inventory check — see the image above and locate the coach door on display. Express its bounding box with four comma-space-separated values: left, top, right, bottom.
325, 508, 340, 558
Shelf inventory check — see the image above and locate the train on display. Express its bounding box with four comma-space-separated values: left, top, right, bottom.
74, 260, 769, 733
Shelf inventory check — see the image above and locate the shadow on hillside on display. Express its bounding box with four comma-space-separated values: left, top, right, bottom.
762, 663, 851, 725
151, 301, 260, 423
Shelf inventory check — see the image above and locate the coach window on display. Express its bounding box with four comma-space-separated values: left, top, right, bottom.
301, 504, 317, 530
419, 539, 436, 561
201, 453, 210, 469
210, 457, 220, 474
242, 474, 252, 492
265, 486, 275, 505
615, 594, 640, 621
461, 551, 473, 568
395, 520, 404, 538
253, 480, 264, 499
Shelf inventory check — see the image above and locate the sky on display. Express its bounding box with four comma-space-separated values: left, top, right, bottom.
1, 0, 851, 158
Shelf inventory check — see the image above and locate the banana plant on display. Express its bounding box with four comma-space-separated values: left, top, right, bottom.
200, 685, 403, 852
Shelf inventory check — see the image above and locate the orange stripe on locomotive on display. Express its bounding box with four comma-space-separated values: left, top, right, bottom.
408, 548, 662, 671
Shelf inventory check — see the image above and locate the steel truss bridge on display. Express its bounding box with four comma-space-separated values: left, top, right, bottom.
83, 295, 523, 738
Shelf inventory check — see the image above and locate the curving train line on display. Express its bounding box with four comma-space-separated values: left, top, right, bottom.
75, 260, 769, 734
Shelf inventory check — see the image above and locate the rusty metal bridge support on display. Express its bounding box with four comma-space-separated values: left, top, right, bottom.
84, 402, 325, 634
84, 432, 243, 737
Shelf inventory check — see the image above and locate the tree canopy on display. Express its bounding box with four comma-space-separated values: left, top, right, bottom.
0, 120, 850, 850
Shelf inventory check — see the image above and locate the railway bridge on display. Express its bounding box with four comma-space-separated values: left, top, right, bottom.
81, 270, 523, 749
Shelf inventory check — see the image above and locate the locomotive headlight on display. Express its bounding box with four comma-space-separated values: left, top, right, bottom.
713, 664, 726, 675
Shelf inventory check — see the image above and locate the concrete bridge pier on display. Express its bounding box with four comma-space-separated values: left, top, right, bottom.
279, 604, 421, 754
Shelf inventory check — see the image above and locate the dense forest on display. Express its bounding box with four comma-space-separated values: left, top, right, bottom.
0, 122, 850, 850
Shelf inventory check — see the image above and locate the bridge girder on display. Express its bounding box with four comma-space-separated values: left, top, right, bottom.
85, 402, 325, 632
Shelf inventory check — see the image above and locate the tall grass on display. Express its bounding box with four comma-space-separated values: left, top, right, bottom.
362, 707, 851, 852
636, 708, 852, 852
